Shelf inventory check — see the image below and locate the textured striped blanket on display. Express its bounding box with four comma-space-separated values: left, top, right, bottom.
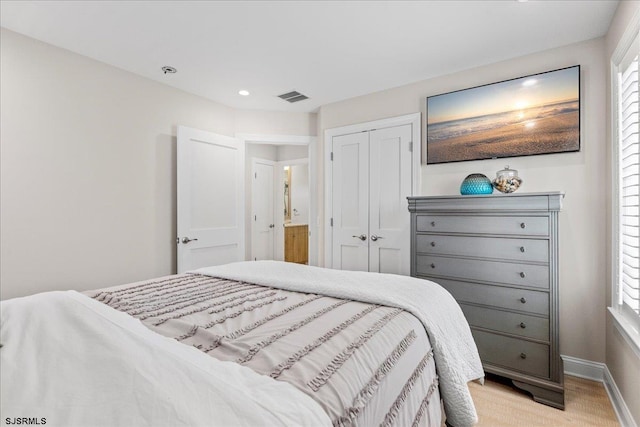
195, 261, 483, 427
89, 273, 443, 427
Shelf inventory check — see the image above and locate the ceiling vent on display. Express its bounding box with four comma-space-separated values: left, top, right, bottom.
278, 90, 309, 103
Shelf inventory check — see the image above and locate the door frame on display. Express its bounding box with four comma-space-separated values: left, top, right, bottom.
323, 113, 421, 269
251, 157, 276, 261
236, 133, 318, 266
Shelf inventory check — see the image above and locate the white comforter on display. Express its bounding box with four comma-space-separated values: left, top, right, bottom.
195, 261, 484, 427
0, 290, 331, 427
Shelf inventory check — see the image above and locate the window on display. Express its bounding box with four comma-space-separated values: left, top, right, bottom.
611, 15, 640, 354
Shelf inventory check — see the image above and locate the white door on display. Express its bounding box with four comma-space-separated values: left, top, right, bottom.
177, 126, 244, 273
330, 123, 413, 275
251, 158, 275, 260
331, 132, 370, 271
369, 125, 413, 274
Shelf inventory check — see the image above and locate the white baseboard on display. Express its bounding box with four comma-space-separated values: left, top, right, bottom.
562, 354, 605, 381
604, 365, 639, 427
561, 355, 638, 427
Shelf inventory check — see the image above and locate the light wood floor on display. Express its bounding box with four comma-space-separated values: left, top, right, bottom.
468, 374, 619, 426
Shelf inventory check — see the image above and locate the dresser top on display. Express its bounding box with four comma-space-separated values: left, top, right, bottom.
408, 191, 564, 200
407, 192, 564, 212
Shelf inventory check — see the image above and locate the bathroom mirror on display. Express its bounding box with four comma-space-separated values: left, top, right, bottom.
284, 166, 291, 222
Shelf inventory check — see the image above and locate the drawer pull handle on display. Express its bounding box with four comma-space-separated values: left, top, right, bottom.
430, 263, 435, 269
520, 222, 526, 229
520, 353, 527, 359
519, 322, 526, 329
430, 221, 436, 227
519, 272, 526, 278
520, 297, 527, 304
520, 246, 526, 253
430, 241, 436, 247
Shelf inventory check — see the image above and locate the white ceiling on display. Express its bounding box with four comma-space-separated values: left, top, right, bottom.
0, 1, 619, 113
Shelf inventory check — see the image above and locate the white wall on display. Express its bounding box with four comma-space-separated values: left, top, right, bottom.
235, 110, 316, 136
277, 145, 308, 161
318, 37, 607, 365
0, 28, 316, 300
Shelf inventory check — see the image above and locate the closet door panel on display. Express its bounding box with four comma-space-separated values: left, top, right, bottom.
369, 124, 413, 275
331, 132, 370, 271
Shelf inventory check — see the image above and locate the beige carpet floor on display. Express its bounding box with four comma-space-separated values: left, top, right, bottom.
468, 374, 619, 426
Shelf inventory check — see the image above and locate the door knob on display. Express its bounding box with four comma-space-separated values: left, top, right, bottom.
370, 235, 383, 241
269, 224, 275, 228
352, 234, 367, 241
181, 237, 199, 244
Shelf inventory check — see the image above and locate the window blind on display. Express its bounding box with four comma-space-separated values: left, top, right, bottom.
619, 44, 640, 317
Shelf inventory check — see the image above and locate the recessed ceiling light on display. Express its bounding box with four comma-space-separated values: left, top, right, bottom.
162, 66, 177, 74
238, 90, 250, 96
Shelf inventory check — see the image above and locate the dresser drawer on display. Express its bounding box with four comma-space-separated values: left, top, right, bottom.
417, 255, 550, 289
416, 234, 549, 263
461, 303, 549, 341
431, 278, 549, 316
472, 330, 550, 378
416, 215, 549, 236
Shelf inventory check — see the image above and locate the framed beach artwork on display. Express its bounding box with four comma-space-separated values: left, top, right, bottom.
426, 65, 580, 164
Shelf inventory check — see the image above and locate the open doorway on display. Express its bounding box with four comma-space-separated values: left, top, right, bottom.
240, 134, 316, 265
280, 160, 309, 264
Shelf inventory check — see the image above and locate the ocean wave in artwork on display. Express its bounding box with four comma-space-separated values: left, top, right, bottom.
426, 100, 579, 164
427, 100, 578, 143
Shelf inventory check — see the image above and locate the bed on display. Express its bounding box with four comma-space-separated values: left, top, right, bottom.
0, 261, 483, 427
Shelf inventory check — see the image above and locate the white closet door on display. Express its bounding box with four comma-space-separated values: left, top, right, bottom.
368, 124, 413, 275
177, 126, 244, 273
331, 132, 369, 271
251, 159, 275, 261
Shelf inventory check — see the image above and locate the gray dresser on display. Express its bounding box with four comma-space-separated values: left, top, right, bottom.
408, 192, 564, 409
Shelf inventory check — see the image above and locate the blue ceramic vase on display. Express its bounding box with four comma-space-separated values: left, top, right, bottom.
460, 173, 493, 195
